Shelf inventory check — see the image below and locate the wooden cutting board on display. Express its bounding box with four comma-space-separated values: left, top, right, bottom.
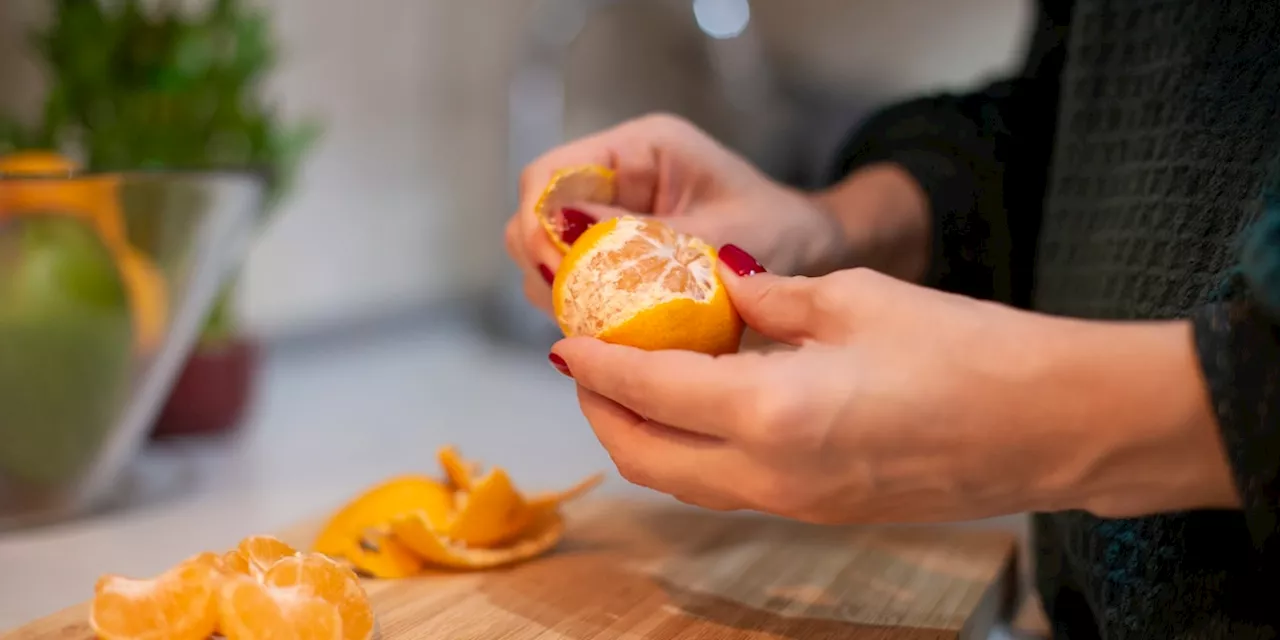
4, 498, 1018, 640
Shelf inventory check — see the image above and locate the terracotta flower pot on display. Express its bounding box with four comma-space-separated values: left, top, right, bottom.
150, 336, 260, 439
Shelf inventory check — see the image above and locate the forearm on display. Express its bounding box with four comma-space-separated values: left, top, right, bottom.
809, 162, 932, 283
1024, 315, 1239, 517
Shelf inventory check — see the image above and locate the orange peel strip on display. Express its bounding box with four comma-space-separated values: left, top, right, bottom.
444, 467, 530, 548
389, 508, 567, 571
437, 446, 481, 493
314, 474, 453, 555
331, 529, 424, 580
532, 164, 617, 254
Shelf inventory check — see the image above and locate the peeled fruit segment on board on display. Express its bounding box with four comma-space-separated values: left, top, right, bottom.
89, 553, 222, 640
262, 555, 376, 640
88, 536, 375, 640
553, 214, 744, 355
235, 534, 301, 579
533, 164, 617, 254
311, 446, 603, 574
218, 576, 345, 640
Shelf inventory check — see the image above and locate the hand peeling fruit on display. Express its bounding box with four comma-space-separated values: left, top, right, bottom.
532, 164, 744, 355
312, 446, 603, 576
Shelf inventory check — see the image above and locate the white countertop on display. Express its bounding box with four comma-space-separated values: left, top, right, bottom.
0, 321, 1028, 638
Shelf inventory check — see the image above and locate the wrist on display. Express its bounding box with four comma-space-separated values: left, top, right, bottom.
1020, 316, 1239, 516
809, 162, 931, 281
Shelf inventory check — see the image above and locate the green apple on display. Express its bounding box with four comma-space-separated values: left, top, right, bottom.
0, 215, 134, 487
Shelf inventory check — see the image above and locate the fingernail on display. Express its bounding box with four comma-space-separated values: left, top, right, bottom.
559, 207, 597, 245
538, 263, 555, 285
718, 244, 766, 277
548, 352, 572, 377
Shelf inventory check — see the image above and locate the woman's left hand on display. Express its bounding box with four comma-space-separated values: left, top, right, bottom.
550, 247, 1241, 524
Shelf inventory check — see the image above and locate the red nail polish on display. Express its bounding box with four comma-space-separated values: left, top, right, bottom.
538, 263, 555, 285
559, 208, 597, 245
718, 244, 766, 276
548, 353, 572, 377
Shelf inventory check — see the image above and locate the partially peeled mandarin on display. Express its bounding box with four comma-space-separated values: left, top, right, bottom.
552, 215, 743, 355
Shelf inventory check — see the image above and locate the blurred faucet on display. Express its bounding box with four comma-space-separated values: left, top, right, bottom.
482, 0, 797, 347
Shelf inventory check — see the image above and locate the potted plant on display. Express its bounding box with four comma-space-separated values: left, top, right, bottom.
0, 0, 321, 437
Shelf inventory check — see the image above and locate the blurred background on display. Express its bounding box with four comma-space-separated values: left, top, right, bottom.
0, 0, 1036, 630
1, 0, 1027, 344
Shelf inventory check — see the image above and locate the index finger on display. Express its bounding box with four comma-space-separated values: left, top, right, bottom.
551, 336, 770, 440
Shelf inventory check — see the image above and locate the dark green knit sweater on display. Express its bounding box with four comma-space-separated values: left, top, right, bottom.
833, 1, 1280, 638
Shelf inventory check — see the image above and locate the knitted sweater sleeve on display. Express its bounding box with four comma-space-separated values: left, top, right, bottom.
1194, 188, 1280, 558
828, 0, 1074, 308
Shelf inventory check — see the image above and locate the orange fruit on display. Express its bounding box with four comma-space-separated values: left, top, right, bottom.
552, 215, 743, 355
0, 150, 79, 176
89, 553, 221, 640
0, 151, 169, 354
218, 575, 343, 640
533, 165, 616, 253
262, 554, 375, 640
236, 535, 299, 578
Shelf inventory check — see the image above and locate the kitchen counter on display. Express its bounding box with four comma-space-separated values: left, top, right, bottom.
0, 318, 1032, 637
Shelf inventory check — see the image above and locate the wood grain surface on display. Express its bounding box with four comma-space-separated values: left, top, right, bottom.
3, 498, 1018, 640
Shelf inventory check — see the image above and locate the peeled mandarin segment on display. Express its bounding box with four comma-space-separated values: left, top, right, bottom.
437, 446, 480, 493
336, 531, 424, 579
390, 508, 567, 570
313, 474, 454, 560
551, 215, 743, 355
223, 550, 252, 576
263, 554, 375, 640
237, 535, 299, 578
219, 576, 343, 640
443, 468, 532, 548
89, 560, 219, 640
533, 165, 617, 254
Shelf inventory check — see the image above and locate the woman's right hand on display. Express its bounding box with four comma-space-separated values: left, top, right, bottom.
504, 113, 851, 316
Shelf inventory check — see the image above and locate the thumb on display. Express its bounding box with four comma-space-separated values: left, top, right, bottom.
715, 245, 851, 345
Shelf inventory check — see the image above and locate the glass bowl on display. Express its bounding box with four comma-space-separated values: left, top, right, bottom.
0, 169, 266, 530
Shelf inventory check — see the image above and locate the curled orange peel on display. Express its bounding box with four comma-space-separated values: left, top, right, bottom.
389, 507, 568, 571
532, 164, 617, 254
309, 446, 602, 575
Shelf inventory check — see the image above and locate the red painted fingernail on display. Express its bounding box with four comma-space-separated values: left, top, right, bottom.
559, 207, 597, 245
718, 244, 766, 276
548, 352, 572, 377
538, 263, 555, 285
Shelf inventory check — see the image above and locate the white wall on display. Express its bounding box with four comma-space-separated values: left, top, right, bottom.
0, 0, 1029, 339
